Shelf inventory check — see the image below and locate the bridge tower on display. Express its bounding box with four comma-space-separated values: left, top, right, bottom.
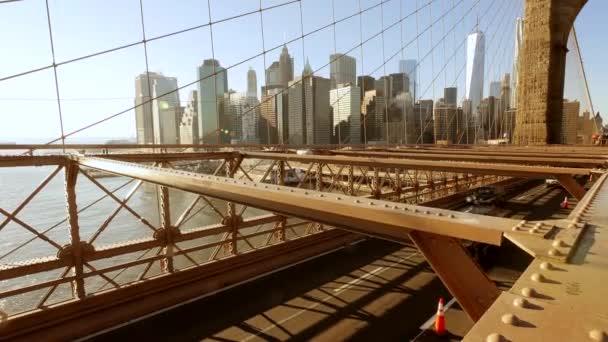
514, 0, 587, 144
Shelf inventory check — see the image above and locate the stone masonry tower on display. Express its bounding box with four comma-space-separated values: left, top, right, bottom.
513, 0, 587, 144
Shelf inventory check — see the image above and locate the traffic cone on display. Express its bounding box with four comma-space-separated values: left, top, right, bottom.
561, 196, 569, 209
434, 297, 446, 336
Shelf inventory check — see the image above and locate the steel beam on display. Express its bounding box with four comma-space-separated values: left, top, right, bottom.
555, 175, 587, 200
409, 231, 500, 322
334, 150, 604, 168
73, 156, 519, 245
241, 152, 590, 178
0, 230, 360, 342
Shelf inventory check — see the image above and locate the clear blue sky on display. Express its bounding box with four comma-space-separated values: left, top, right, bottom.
14, 0, 607, 144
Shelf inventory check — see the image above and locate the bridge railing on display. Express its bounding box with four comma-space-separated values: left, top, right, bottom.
0, 151, 503, 324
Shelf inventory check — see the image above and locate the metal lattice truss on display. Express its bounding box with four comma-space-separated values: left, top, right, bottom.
0, 144, 606, 340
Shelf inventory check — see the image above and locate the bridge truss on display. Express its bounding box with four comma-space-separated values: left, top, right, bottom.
0, 143, 607, 341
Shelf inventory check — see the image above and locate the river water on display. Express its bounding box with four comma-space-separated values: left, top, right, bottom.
0, 165, 270, 314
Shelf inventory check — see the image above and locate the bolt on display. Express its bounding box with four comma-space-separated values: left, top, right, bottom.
531, 273, 545, 283
589, 329, 607, 342
501, 313, 519, 326
521, 287, 536, 298
513, 297, 529, 308
548, 248, 562, 257
486, 333, 507, 342
540, 261, 553, 270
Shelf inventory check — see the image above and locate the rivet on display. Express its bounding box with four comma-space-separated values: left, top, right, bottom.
486, 333, 507, 342
529, 227, 539, 234
552, 239, 566, 248
535, 222, 543, 229
355, 199, 360, 203
369, 202, 375, 206
304, 191, 309, 195
290, 189, 295, 192
264, 185, 268, 188
253, 184, 257, 187
520, 220, 527, 226
413, 208, 418, 213
531, 273, 545, 283
384, 204, 389, 208
436, 212, 442, 216
548, 248, 561, 257
336, 197, 342, 200
448, 214, 455, 218
512, 226, 519, 231
513, 297, 529, 308
540, 261, 553, 270
501, 313, 519, 326
521, 287, 536, 298
424, 210, 430, 215
589, 329, 607, 342
393, 205, 399, 209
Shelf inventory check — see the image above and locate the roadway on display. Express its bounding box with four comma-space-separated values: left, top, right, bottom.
87, 182, 573, 342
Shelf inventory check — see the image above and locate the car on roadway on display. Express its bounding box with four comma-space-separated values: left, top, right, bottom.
466, 186, 505, 206
544, 178, 561, 188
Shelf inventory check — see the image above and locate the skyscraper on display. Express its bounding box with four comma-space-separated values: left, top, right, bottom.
465, 30, 485, 120
134, 72, 181, 145
179, 90, 199, 144
357, 75, 375, 100
399, 59, 418, 99
490, 81, 501, 98
247, 67, 257, 99
288, 74, 331, 144
444, 87, 457, 107
562, 100, 579, 144
225, 92, 259, 143
330, 84, 361, 144
511, 17, 524, 108
279, 45, 294, 88
330, 53, 356, 89
197, 59, 228, 144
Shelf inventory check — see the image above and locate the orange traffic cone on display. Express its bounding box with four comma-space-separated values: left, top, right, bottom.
561, 196, 569, 209
434, 297, 446, 336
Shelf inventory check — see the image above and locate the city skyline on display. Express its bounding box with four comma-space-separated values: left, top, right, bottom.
1, 0, 602, 142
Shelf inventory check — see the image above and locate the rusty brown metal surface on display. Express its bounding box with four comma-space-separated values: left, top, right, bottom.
73, 156, 517, 245
409, 232, 500, 322
464, 173, 608, 341
242, 152, 591, 178
555, 174, 587, 200
0, 230, 360, 342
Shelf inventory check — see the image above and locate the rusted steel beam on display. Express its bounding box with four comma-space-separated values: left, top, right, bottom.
0, 155, 66, 167
555, 175, 587, 200
73, 157, 518, 245
409, 231, 500, 322
1, 230, 359, 342
241, 152, 591, 178
333, 150, 605, 168
91, 151, 236, 162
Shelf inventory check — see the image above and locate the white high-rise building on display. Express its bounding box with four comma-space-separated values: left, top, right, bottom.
465, 30, 485, 120
399, 59, 418, 99
330, 84, 361, 144
133, 72, 180, 144
511, 17, 524, 107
